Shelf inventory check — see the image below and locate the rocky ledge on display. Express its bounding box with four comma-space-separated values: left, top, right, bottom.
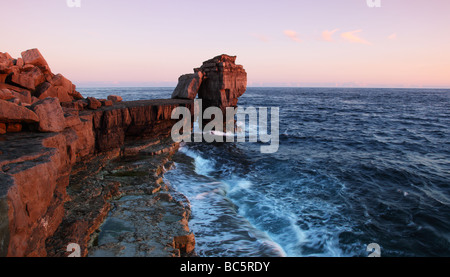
0, 50, 246, 257
0, 98, 194, 257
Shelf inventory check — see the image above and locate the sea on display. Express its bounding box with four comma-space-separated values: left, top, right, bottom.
79, 87, 450, 257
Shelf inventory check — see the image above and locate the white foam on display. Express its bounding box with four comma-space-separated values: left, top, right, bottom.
179, 146, 215, 176
194, 188, 223, 200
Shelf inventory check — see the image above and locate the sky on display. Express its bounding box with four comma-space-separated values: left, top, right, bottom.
1, 0, 450, 88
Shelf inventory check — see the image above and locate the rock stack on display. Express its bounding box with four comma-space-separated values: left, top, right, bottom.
171, 54, 247, 125
0, 49, 123, 135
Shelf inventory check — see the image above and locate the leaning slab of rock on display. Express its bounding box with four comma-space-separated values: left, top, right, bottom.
171, 71, 203, 100
0, 99, 39, 123
30, 97, 65, 132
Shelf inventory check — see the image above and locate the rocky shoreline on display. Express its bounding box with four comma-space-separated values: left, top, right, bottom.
46, 137, 195, 257
0, 49, 246, 257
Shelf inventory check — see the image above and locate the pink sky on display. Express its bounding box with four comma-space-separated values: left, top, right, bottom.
1, 0, 450, 88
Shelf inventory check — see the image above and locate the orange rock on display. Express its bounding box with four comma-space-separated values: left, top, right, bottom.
107, 95, 123, 103
7, 123, 22, 132
50, 73, 79, 100
70, 90, 84, 100
9, 97, 21, 105
34, 82, 54, 99
0, 83, 30, 94
171, 71, 203, 100
10, 66, 45, 91
30, 97, 66, 132
50, 74, 70, 88
99, 99, 113, 107
11, 90, 31, 104
61, 100, 87, 111
87, 97, 101, 110
0, 73, 7, 83
15, 58, 24, 69
0, 122, 6, 134
21, 49, 49, 68
0, 89, 15, 101
21, 64, 35, 71
53, 86, 73, 103
0, 52, 14, 73
0, 99, 39, 123
34, 82, 73, 103
174, 54, 247, 127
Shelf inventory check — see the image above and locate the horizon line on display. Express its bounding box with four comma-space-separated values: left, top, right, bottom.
77, 85, 450, 90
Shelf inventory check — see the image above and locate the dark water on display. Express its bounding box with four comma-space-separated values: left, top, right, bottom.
79, 87, 450, 257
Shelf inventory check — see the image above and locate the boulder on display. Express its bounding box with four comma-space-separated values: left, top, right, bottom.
30, 97, 65, 132
0, 89, 14, 101
22, 64, 35, 71
107, 95, 122, 103
52, 86, 73, 103
50, 74, 79, 100
34, 82, 73, 103
87, 97, 101, 110
171, 71, 203, 100
10, 66, 45, 91
99, 99, 113, 107
70, 90, 84, 100
11, 90, 31, 104
61, 100, 87, 111
0, 99, 39, 123
21, 49, 49, 68
34, 82, 53, 98
0, 52, 13, 73
8, 98, 21, 105
15, 58, 24, 69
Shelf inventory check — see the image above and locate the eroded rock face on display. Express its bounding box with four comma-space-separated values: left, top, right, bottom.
198, 55, 247, 110
0, 132, 76, 256
0, 98, 195, 257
